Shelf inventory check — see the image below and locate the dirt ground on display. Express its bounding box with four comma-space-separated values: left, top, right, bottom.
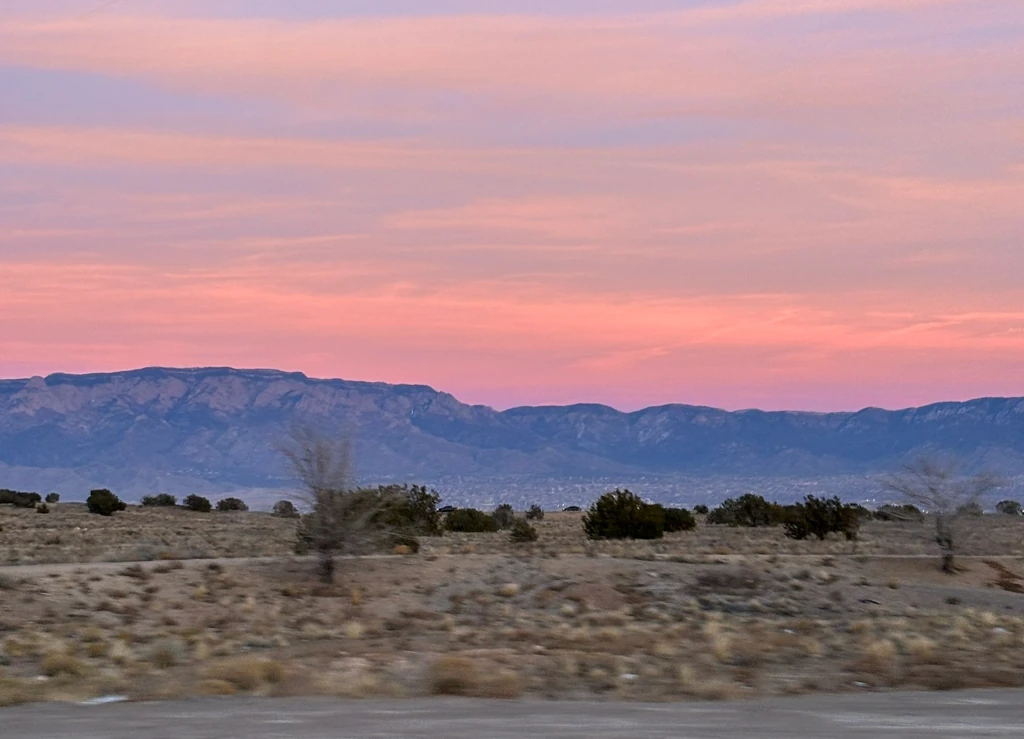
2, 507, 1024, 706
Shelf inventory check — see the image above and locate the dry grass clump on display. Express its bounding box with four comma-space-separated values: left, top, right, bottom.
428, 655, 478, 695
427, 655, 521, 698
0, 675, 43, 706
40, 652, 86, 677
203, 657, 286, 692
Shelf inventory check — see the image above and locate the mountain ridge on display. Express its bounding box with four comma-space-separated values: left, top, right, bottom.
2, 366, 1023, 498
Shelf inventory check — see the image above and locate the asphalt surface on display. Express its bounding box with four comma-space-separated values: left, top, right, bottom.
3, 690, 1023, 738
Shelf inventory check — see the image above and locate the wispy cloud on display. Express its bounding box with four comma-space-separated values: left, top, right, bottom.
0, 1, 1021, 410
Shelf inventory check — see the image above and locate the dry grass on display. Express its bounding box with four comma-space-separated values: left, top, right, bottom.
1, 506, 1024, 705
203, 657, 286, 692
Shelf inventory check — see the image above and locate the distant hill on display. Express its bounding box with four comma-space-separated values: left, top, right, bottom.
1, 367, 1023, 498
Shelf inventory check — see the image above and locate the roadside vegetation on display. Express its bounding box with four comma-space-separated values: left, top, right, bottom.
2, 456, 1023, 706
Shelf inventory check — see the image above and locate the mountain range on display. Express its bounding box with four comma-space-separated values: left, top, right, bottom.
1, 367, 1023, 500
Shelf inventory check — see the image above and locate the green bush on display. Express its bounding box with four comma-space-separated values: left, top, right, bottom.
36, 503, 50, 514
583, 489, 665, 540
658, 506, 697, 533
996, 500, 1022, 516
272, 500, 300, 518
0, 489, 42, 508
706, 494, 781, 527
693, 504, 709, 515
493, 504, 516, 530
782, 495, 860, 541
509, 517, 539, 544
372, 484, 443, 536
445, 508, 499, 533
216, 497, 249, 512
86, 489, 126, 517
874, 503, 924, 522
184, 494, 212, 513
141, 494, 177, 507
45, 493, 60, 505
525, 505, 545, 521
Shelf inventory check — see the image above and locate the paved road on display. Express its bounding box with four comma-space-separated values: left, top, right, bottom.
3, 690, 1022, 738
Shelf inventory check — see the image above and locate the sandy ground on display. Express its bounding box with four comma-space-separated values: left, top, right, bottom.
2, 506, 1024, 706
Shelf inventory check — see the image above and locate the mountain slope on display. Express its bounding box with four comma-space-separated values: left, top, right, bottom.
1, 367, 1023, 496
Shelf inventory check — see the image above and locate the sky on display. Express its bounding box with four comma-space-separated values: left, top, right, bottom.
0, 0, 1022, 412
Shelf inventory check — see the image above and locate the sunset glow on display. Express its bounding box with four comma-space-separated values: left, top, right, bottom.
2, 0, 1022, 410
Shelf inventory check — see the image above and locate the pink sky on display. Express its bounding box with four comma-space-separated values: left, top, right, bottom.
1, 0, 1022, 411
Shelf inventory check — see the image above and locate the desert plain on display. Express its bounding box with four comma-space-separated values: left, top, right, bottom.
1, 503, 1024, 706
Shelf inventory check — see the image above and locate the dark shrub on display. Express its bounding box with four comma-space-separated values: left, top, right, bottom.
374, 484, 443, 536
272, 500, 300, 519
783, 495, 860, 541
996, 500, 1023, 516
216, 497, 249, 512
141, 494, 177, 507
583, 489, 665, 540
0, 489, 42, 508
706, 494, 780, 527
493, 504, 516, 530
525, 505, 545, 521
45, 493, 60, 505
36, 503, 50, 514
509, 517, 539, 544
874, 503, 924, 522
956, 501, 984, 517
693, 504, 709, 515
445, 508, 499, 533
659, 506, 697, 533
86, 489, 126, 517
184, 495, 212, 513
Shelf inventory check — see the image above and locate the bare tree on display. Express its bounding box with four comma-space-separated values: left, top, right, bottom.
280, 428, 396, 584
884, 457, 1002, 573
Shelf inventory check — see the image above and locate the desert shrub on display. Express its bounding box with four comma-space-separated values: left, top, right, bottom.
184, 494, 212, 513
141, 493, 177, 507
36, 503, 50, 514
525, 505, 545, 521
693, 504, 709, 515
783, 495, 861, 541
216, 497, 249, 512
44, 493, 60, 504
0, 489, 42, 508
204, 657, 284, 691
445, 508, 499, 533
955, 501, 984, 517
372, 484, 443, 536
493, 504, 516, 530
996, 500, 1023, 516
658, 506, 697, 533
874, 503, 925, 522
849, 503, 874, 521
706, 494, 780, 527
40, 653, 85, 677
583, 489, 665, 540
272, 500, 300, 518
509, 517, 539, 544
86, 488, 126, 516
391, 534, 421, 554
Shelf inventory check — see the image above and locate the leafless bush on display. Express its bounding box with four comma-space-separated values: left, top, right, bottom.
281, 428, 399, 584
884, 456, 1002, 573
